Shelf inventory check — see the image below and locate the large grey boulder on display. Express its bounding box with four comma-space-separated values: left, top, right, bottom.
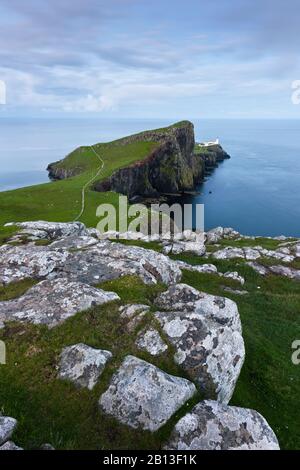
0, 279, 119, 328
99, 355, 196, 431
212, 247, 245, 260
52, 241, 181, 286
0, 441, 23, 450
5, 221, 88, 240
0, 244, 69, 285
135, 328, 168, 356
165, 400, 280, 450
154, 284, 245, 403
0, 417, 17, 445
58, 343, 112, 390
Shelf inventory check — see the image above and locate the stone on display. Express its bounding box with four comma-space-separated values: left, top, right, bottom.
0, 244, 69, 285
50, 235, 99, 250
40, 443, 55, 450
99, 355, 196, 431
165, 400, 280, 450
0, 441, 23, 450
119, 304, 150, 332
176, 261, 218, 274
212, 247, 245, 260
0, 417, 17, 445
247, 261, 269, 276
119, 304, 150, 320
6, 221, 88, 240
243, 248, 261, 261
154, 284, 245, 403
205, 227, 224, 244
269, 265, 300, 280
54, 241, 181, 286
58, 343, 112, 390
0, 279, 119, 328
162, 240, 206, 257
223, 271, 245, 285
222, 287, 248, 296
135, 328, 168, 356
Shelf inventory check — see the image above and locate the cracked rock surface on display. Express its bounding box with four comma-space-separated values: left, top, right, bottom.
58, 343, 112, 390
99, 355, 196, 431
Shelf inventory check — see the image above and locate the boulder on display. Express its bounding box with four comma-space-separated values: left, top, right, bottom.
99, 355, 196, 431
58, 343, 112, 390
0, 279, 119, 328
53, 241, 181, 286
165, 400, 280, 450
135, 328, 168, 356
212, 247, 245, 260
0, 417, 17, 445
176, 261, 218, 274
154, 284, 245, 403
119, 304, 150, 332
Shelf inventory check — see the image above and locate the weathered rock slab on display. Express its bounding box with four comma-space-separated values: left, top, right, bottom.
154, 284, 245, 403
165, 400, 280, 450
58, 343, 112, 390
99, 355, 196, 431
0, 417, 17, 445
0, 279, 119, 328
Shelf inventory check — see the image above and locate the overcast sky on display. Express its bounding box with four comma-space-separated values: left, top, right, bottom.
1, 0, 300, 118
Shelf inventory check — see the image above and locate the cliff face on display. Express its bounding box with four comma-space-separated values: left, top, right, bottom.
94, 121, 202, 197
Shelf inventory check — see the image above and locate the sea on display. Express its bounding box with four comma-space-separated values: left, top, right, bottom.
0, 117, 300, 237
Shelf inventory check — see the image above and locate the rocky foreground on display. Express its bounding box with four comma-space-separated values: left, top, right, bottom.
1, 221, 298, 449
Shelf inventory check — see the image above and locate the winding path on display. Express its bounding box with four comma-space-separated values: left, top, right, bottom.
73, 145, 105, 222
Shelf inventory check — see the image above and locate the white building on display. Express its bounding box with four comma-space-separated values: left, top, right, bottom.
199, 138, 219, 147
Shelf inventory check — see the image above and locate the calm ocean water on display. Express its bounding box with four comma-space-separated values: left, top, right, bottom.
0, 117, 300, 237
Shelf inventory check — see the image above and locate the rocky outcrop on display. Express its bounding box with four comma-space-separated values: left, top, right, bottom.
154, 284, 245, 403
58, 343, 112, 390
166, 400, 280, 450
0, 221, 283, 449
0, 279, 119, 328
99, 355, 196, 431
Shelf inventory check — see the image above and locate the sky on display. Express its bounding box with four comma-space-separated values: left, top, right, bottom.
0, 0, 300, 119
